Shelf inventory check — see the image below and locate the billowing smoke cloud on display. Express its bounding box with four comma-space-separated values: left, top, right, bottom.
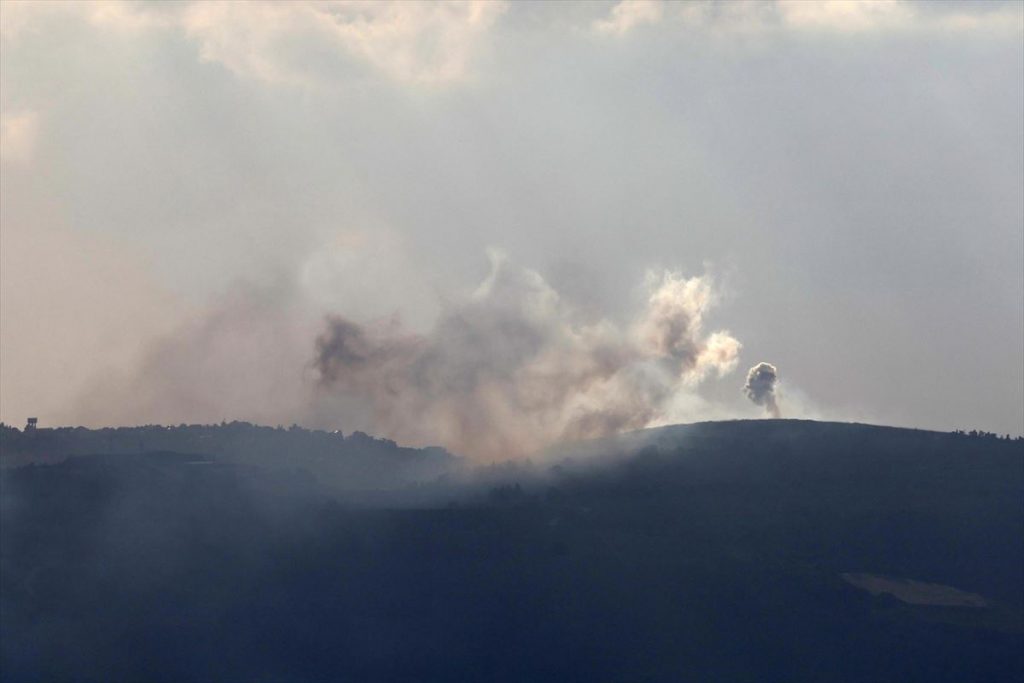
744, 362, 780, 418
315, 252, 740, 460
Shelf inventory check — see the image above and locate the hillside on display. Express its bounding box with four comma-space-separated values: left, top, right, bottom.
0, 421, 455, 491
2, 420, 1022, 681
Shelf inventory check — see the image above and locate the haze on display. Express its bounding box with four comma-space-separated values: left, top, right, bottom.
2, 0, 1022, 452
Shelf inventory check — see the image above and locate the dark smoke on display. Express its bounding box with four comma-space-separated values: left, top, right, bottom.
744, 362, 780, 418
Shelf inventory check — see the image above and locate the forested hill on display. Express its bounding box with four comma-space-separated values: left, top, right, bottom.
551, 417, 1021, 461
2, 418, 1022, 681
0, 421, 455, 491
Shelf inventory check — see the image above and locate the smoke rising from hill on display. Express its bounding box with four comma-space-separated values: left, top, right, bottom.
315, 252, 740, 460
59, 247, 742, 461
745, 362, 781, 418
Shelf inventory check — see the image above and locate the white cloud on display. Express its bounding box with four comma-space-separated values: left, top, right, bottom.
3, 1, 506, 88
933, 5, 1024, 34
0, 0, 171, 40
592, 0, 1024, 37
181, 0, 507, 87
775, 0, 913, 33
592, 0, 664, 36
84, 1, 179, 32
0, 110, 38, 164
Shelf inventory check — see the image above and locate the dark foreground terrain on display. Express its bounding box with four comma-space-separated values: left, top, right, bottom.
2, 420, 1022, 682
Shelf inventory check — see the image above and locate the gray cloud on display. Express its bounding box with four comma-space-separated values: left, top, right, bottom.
744, 362, 780, 418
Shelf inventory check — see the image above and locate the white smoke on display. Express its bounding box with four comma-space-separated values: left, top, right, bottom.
316, 252, 741, 460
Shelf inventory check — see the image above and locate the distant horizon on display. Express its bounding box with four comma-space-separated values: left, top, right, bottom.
5, 415, 1021, 443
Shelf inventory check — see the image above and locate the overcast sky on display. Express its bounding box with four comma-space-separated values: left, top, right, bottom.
2, 0, 1022, 444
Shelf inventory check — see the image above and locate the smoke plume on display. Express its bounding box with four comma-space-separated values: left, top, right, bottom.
744, 362, 780, 418
315, 253, 740, 460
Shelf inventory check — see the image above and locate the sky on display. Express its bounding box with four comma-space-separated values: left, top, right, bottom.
1, 0, 1022, 453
